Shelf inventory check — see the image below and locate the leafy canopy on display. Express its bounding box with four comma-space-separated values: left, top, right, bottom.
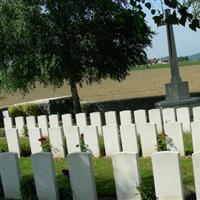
0, 0, 153, 94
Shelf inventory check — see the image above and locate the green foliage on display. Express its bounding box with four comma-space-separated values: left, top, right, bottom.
184, 133, 193, 155
8, 104, 41, 117
39, 136, 51, 152
76, 134, 88, 152
23, 104, 41, 116
133, 0, 200, 30
20, 176, 37, 200
8, 105, 25, 117
0, 0, 153, 113
0, 138, 8, 152
183, 0, 200, 18
19, 137, 31, 157
0, 128, 5, 137
156, 133, 168, 151
137, 182, 157, 200
0, 137, 31, 156
178, 56, 189, 62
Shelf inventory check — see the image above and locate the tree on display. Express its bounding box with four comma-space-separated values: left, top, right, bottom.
0, 0, 153, 113
183, 0, 200, 18
0, 0, 199, 113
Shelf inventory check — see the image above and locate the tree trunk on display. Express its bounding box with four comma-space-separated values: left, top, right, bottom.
69, 80, 82, 113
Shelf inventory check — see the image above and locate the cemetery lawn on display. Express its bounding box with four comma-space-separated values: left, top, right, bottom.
11, 134, 194, 199
18, 155, 194, 199
0, 134, 195, 198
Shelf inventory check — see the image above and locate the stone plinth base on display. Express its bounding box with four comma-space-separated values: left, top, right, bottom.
165, 81, 190, 101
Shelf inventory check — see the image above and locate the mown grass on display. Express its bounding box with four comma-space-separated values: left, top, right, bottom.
0, 133, 196, 199
17, 156, 194, 199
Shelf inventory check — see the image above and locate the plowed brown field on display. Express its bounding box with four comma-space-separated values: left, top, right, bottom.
1, 65, 200, 107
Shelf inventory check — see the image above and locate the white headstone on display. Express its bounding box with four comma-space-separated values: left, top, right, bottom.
68, 152, 97, 200
151, 152, 184, 200
32, 152, 59, 200
5, 129, 21, 157
0, 153, 22, 199
26, 116, 36, 129
191, 121, 200, 152
82, 126, 100, 157
37, 115, 49, 136
102, 125, 121, 156
105, 111, 118, 125
63, 126, 81, 154
134, 110, 147, 132
90, 112, 103, 135
28, 128, 43, 154
139, 123, 158, 157
119, 110, 133, 125
148, 109, 163, 133
49, 114, 60, 128
3, 117, 13, 130
176, 107, 191, 133
61, 114, 73, 130
192, 152, 200, 200
75, 113, 87, 134
49, 127, 65, 158
162, 108, 176, 125
112, 152, 141, 200
164, 122, 185, 156
15, 116, 25, 136
193, 106, 200, 121
120, 124, 139, 153
2, 110, 9, 118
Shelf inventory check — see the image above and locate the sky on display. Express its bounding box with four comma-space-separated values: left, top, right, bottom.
145, 3, 200, 59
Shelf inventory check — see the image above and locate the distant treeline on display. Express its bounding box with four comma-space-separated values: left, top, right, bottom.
178, 56, 189, 62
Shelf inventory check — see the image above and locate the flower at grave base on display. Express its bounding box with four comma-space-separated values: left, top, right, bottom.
38, 136, 51, 152
38, 136, 46, 142
61, 169, 70, 177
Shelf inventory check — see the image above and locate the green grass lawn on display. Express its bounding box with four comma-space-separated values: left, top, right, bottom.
17, 155, 194, 199
0, 134, 195, 199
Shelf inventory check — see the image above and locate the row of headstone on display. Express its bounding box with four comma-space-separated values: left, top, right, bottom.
8, 118, 200, 158
66, 151, 200, 200
0, 152, 59, 200
5, 124, 100, 158
103, 121, 187, 157
5, 106, 200, 138
1, 151, 200, 200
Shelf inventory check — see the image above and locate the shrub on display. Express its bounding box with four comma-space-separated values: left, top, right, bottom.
22, 104, 41, 116
38, 136, 51, 152
8, 105, 25, 117
156, 133, 168, 151
8, 103, 42, 118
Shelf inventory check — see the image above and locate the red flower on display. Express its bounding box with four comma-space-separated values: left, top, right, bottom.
38, 136, 46, 142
